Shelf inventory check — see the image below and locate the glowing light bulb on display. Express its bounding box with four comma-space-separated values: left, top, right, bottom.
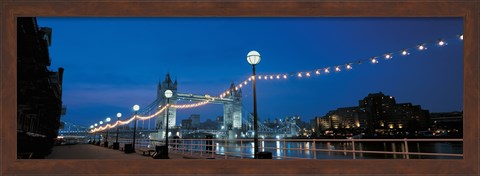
438, 40, 445, 46
270, 75, 273, 79
235, 87, 238, 90
239, 84, 242, 88
244, 81, 247, 85
418, 45, 426, 50
401, 50, 409, 56
324, 68, 330, 73
315, 70, 320, 75
258, 76, 262, 79
264, 76, 267, 79
346, 64, 352, 70
276, 75, 280, 79
371, 58, 378, 64
335, 66, 341, 72
248, 77, 252, 81
460, 34, 463, 40
385, 54, 392, 59
283, 75, 288, 79
306, 72, 311, 77
297, 73, 302, 77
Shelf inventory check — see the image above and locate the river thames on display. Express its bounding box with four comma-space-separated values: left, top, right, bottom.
177, 140, 463, 159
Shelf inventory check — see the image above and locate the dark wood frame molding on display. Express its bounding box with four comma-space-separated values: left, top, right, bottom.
1, 0, 478, 175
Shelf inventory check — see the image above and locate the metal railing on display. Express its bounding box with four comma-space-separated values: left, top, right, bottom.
110, 138, 463, 159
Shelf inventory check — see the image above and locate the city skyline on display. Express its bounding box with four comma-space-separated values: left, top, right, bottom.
36, 17, 463, 127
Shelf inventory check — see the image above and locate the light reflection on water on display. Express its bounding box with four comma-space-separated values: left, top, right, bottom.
276, 141, 281, 157
181, 140, 463, 159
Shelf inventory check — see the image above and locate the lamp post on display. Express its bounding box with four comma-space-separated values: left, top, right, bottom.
105, 117, 111, 147
132, 105, 140, 151
115, 113, 122, 149
247, 50, 261, 158
98, 120, 103, 145
164, 89, 173, 158
94, 123, 98, 144
90, 125, 94, 143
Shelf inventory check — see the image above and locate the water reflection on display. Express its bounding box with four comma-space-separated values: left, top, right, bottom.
305, 142, 310, 155
276, 141, 281, 157
181, 140, 462, 159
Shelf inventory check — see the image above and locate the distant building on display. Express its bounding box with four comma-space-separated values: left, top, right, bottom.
216, 116, 223, 126
17, 17, 64, 159
181, 119, 192, 130
322, 107, 365, 130
430, 111, 462, 133
359, 92, 429, 132
315, 92, 430, 135
315, 116, 330, 131
190, 114, 200, 128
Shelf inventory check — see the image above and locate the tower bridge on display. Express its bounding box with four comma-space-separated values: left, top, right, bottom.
99, 73, 299, 141
80, 73, 300, 141
150, 73, 243, 140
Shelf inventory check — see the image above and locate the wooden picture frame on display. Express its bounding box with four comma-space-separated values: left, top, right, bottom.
1, 0, 478, 175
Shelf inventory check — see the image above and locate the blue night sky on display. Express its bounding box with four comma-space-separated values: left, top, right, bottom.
36, 17, 463, 127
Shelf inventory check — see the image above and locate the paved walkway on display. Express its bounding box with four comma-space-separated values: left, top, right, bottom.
46, 144, 190, 159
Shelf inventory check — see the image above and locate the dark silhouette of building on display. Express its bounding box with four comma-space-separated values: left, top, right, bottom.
359, 92, 429, 133
430, 111, 462, 135
190, 114, 200, 128
17, 17, 64, 159
181, 119, 192, 130
315, 92, 429, 136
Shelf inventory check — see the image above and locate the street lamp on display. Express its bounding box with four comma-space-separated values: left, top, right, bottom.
99, 121, 103, 143
90, 125, 94, 144
105, 117, 111, 147
113, 112, 122, 150
94, 123, 99, 144
164, 89, 173, 159
132, 105, 140, 151
247, 50, 261, 158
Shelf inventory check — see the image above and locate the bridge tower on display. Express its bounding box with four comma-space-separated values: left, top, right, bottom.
156, 73, 178, 139
223, 83, 242, 139
151, 73, 243, 140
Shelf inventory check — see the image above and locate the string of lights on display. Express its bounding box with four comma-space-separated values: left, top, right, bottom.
218, 34, 463, 98
89, 100, 213, 133
171, 100, 211, 109
136, 105, 168, 120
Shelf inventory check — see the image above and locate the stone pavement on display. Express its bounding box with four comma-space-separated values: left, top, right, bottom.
46, 143, 190, 159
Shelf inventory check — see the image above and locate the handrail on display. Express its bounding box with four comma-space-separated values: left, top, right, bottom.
110, 138, 462, 159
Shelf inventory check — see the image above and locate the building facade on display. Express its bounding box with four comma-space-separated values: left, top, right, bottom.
17, 17, 64, 158
190, 114, 200, 128
430, 111, 462, 135
315, 92, 430, 136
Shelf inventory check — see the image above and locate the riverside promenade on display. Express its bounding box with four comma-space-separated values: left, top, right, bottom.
46, 144, 191, 159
